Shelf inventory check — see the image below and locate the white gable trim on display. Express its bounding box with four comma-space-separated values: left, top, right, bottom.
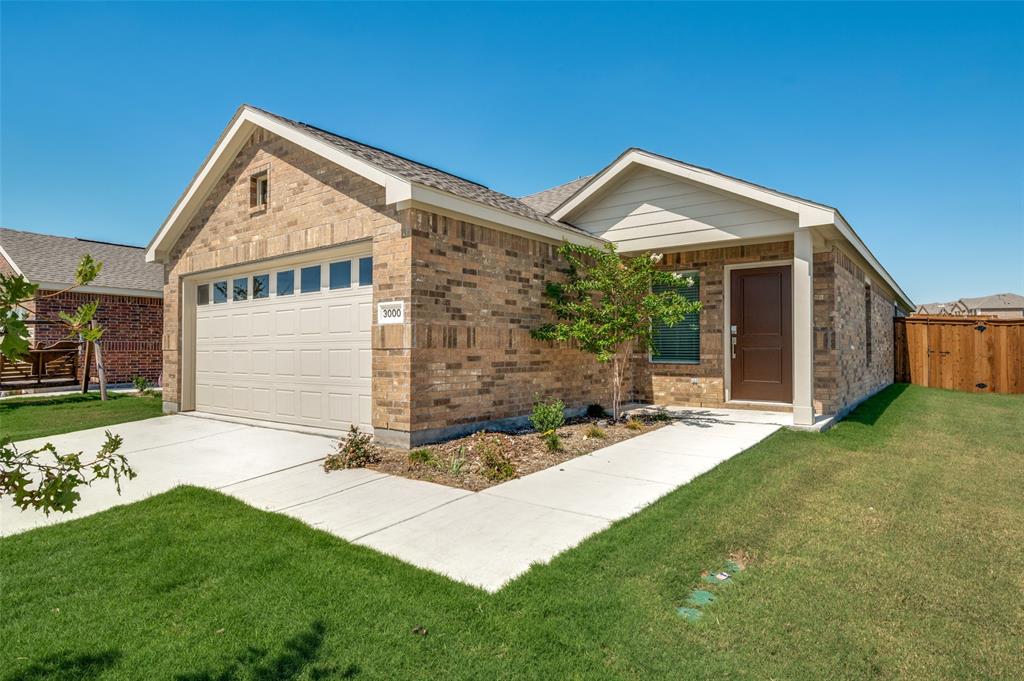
0, 243, 24, 276
551, 149, 835, 227
551, 148, 912, 310
146, 106, 598, 262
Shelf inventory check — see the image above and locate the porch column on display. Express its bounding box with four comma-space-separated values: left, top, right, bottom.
792, 229, 815, 426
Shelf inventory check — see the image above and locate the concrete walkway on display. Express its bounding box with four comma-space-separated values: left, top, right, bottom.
2, 409, 781, 591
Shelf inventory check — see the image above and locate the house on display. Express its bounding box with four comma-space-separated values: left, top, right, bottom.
0, 227, 164, 384
915, 293, 1024, 319
146, 105, 913, 447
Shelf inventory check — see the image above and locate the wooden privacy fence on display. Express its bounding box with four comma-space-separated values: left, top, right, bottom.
894, 316, 1024, 394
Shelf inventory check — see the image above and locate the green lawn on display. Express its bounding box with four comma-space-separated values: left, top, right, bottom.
0, 392, 163, 442
2, 385, 1021, 680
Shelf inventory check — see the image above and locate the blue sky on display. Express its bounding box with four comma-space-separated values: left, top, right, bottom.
1, 2, 1021, 304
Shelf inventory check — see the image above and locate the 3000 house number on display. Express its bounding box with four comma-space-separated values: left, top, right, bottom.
377, 301, 404, 325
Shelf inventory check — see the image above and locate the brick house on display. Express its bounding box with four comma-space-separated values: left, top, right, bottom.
0, 228, 164, 385
146, 105, 913, 447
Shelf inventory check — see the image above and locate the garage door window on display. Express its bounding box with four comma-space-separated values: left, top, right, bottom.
253, 274, 269, 299
213, 281, 228, 304
301, 265, 322, 293
233, 277, 248, 302
197, 284, 210, 306
359, 257, 373, 286
276, 271, 294, 296
330, 261, 352, 289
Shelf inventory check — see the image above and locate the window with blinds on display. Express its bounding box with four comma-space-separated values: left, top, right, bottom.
651, 273, 701, 364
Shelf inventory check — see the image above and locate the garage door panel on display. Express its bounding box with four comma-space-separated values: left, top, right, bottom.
194, 253, 373, 432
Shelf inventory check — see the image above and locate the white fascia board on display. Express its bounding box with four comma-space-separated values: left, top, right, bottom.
146, 106, 408, 264
33, 281, 164, 299
551, 150, 835, 228
0, 243, 24, 276
832, 213, 914, 310
404, 184, 607, 247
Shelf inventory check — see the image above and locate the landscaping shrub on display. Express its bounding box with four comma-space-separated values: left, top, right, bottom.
440, 448, 467, 477
408, 448, 434, 466
324, 426, 380, 471
531, 397, 565, 452
131, 375, 151, 395
585, 424, 607, 439
625, 417, 644, 431
475, 434, 517, 482
586, 403, 607, 418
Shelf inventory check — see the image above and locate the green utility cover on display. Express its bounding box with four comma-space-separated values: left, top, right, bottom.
676, 606, 702, 622
687, 590, 715, 606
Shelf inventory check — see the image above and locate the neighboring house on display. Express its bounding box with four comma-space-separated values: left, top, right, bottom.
915, 293, 1024, 319
0, 227, 164, 384
146, 105, 913, 446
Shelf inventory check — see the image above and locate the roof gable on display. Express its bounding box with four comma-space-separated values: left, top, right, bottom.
147, 106, 598, 262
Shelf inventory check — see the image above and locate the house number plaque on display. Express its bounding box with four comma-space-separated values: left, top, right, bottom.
377, 300, 405, 325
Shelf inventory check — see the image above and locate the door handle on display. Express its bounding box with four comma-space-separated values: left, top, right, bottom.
731, 335, 737, 359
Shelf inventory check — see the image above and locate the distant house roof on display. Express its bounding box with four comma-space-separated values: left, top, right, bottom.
0, 227, 163, 296
959, 293, 1024, 311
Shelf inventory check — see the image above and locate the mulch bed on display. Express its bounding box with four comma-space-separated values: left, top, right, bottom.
366, 415, 668, 491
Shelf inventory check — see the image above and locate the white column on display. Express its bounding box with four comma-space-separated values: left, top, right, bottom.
792, 229, 815, 425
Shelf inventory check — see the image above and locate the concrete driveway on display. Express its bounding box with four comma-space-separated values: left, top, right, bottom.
2, 409, 782, 591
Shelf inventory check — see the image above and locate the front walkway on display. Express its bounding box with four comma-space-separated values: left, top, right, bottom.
2, 409, 781, 591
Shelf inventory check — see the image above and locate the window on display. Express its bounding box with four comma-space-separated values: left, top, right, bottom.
233, 277, 248, 301
330, 261, 352, 289
250, 171, 269, 209
253, 274, 269, 299
197, 284, 210, 306
276, 270, 294, 296
300, 265, 321, 293
651, 273, 700, 364
213, 281, 228, 304
865, 283, 873, 364
358, 256, 373, 286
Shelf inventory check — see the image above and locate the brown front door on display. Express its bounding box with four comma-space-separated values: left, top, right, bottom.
730, 266, 792, 402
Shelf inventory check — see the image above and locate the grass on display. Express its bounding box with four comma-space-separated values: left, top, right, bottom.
0, 392, 163, 442
1, 385, 1021, 679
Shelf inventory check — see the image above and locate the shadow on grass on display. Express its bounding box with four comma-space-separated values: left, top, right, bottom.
842, 383, 910, 426
174, 619, 359, 680
3, 649, 120, 681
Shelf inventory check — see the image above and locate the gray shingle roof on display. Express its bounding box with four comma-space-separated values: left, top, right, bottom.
0, 227, 163, 293
959, 293, 1024, 310
519, 176, 594, 215
251, 106, 588, 234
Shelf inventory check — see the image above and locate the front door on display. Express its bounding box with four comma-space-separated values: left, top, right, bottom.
730, 266, 792, 402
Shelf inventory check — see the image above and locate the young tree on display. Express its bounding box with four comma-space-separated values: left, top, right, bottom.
532, 242, 702, 420
0, 255, 134, 514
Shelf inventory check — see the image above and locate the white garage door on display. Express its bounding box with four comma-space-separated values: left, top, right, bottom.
193, 252, 374, 432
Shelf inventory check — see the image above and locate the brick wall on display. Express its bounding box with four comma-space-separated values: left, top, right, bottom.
404, 209, 612, 438
814, 248, 895, 415
33, 290, 163, 384
632, 240, 794, 408
162, 129, 407, 415
0, 251, 16, 276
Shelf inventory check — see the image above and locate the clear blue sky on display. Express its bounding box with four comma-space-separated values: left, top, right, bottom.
2, 2, 1021, 304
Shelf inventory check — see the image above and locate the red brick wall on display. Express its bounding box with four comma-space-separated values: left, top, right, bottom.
33, 290, 163, 384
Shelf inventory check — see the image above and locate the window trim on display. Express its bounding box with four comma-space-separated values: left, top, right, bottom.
249, 169, 269, 211
649, 270, 701, 365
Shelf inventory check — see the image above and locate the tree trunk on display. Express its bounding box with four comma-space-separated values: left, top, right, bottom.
92, 322, 107, 401
80, 340, 92, 394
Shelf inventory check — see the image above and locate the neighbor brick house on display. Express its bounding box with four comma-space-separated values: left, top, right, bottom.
0, 228, 164, 384
146, 105, 913, 446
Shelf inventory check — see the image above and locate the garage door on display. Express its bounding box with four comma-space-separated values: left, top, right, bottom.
193, 252, 374, 432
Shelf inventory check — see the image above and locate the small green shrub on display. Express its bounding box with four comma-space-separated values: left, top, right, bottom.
324, 425, 379, 471
131, 375, 151, 395
531, 397, 565, 434
586, 404, 607, 418
408, 448, 434, 466
441, 448, 467, 477
625, 417, 644, 431
475, 434, 516, 482
585, 425, 606, 439
542, 432, 562, 452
